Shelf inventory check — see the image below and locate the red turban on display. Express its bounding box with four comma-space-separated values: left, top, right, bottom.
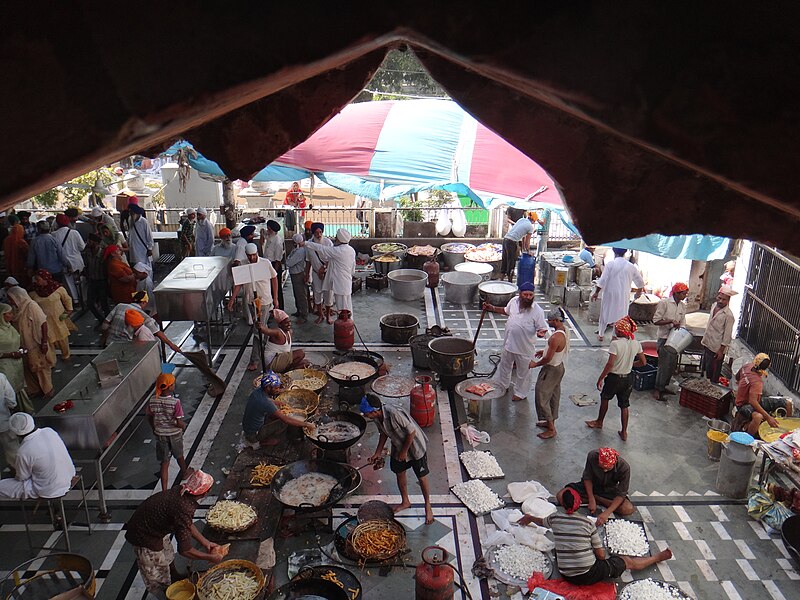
614, 316, 637, 339
671, 282, 689, 296
55, 214, 70, 226
102, 245, 119, 260
598, 447, 620, 470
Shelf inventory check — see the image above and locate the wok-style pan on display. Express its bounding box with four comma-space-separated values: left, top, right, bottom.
271, 460, 356, 511
327, 352, 383, 388
304, 410, 367, 452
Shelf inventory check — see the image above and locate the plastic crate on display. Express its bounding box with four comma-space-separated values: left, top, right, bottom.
632, 364, 658, 391
679, 386, 732, 419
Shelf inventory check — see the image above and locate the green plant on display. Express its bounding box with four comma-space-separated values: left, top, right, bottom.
397, 195, 422, 222
29, 167, 116, 209
30, 188, 59, 208
397, 190, 452, 222
145, 181, 166, 207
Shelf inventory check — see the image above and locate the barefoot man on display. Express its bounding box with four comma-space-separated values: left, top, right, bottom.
518, 484, 671, 585
586, 316, 646, 441
362, 395, 434, 524
529, 307, 570, 439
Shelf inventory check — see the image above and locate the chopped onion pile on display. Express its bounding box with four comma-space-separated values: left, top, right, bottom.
494, 544, 549, 580
605, 519, 649, 556
451, 479, 504, 514
619, 579, 687, 600
460, 451, 504, 479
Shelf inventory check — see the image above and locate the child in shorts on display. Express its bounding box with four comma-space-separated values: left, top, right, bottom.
146, 373, 190, 490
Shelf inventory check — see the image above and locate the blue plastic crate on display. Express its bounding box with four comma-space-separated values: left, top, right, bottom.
633, 363, 658, 391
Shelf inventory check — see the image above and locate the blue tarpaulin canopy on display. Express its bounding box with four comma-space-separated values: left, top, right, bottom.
604, 234, 730, 261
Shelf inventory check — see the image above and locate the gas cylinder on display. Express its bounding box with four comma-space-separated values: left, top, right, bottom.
517, 252, 536, 290
333, 310, 355, 351
415, 546, 454, 600
410, 375, 436, 428
423, 258, 440, 288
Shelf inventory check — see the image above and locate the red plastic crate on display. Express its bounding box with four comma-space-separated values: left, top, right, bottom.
679, 386, 732, 419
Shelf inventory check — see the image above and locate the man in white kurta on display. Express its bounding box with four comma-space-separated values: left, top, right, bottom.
52, 214, 86, 302
194, 207, 215, 257
592, 248, 644, 341
127, 204, 154, 266
305, 223, 333, 323
305, 228, 356, 319
0, 373, 18, 470
483, 283, 549, 401
0, 413, 75, 499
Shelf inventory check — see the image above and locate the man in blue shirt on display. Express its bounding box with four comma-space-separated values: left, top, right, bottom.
27, 221, 66, 283
241, 371, 313, 449
579, 245, 601, 277
501, 213, 536, 282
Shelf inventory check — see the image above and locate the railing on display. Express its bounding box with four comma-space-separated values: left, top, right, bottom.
738, 243, 800, 392
547, 215, 580, 242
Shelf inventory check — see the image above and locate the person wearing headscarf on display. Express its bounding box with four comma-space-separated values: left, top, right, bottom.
303, 220, 313, 240
146, 373, 189, 491
305, 223, 333, 323
0, 412, 75, 500
51, 213, 86, 303
557, 448, 634, 526
529, 307, 570, 439
227, 243, 279, 369
234, 224, 256, 266
586, 317, 646, 441
17, 211, 36, 242
27, 220, 66, 283
179, 208, 196, 258
211, 227, 237, 262
263, 220, 285, 309
241, 370, 314, 449
591, 247, 644, 342
501, 211, 537, 282
7, 287, 56, 398
127, 203, 154, 266
483, 282, 549, 402
194, 207, 214, 257
286, 233, 309, 322
734, 353, 793, 437
125, 308, 156, 341
132, 261, 157, 316
105, 245, 137, 304
305, 228, 356, 322
97, 223, 118, 254
256, 308, 306, 372
125, 469, 223, 596
701, 285, 737, 383
283, 181, 307, 218
3, 224, 31, 289
652, 282, 688, 402
102, 292, 182, 353
30, 270, 74, 362
0, 303, 33, 413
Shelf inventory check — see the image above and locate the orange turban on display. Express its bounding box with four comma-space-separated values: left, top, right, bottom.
304, 220, 313, 230
219, 227, 231, 236
671, 282, 689, 296
614, 316, 638, 339
156, 373, 176, 395
125, 309, 145, 328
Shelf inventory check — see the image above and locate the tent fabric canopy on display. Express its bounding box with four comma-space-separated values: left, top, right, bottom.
605, 234, 730, 261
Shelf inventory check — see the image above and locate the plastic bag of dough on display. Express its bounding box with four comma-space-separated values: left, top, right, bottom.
513, 525, 555, 552
491, 508, 525, 532
508, 480, 551, 503
436, 208, 452, 236
520, 496, 557, 519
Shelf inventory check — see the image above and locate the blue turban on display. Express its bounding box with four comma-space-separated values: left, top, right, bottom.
240, 225, 256, 238
311, 222, 324, 233
267, 220, 281, 233
519, 282, 535, 292
128, 204, 145, 216
260, 370, 281, 389
613, 247, 627, 257
360, 396, 380, 414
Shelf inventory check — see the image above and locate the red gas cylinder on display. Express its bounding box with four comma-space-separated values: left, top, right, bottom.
423, 258, 440, 288
415, 546, 454, 600
410, 375, 436, 428
333, 310, 355, 351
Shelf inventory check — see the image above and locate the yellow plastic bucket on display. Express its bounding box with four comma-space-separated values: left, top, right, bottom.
166, 579, 196, 600
707, 429, 729, 461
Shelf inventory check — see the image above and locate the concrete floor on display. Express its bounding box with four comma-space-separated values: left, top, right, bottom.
0, 274, 798, 600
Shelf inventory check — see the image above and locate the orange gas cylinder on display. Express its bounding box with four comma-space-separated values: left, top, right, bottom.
423, 258, 440, 288
333, 310, 355, 351
415, 546, 454, 600
410, 375, 436, 428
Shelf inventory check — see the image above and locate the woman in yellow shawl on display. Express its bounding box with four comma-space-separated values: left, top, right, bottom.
0, 303, 33, 413
8, 286, 56, 399
30, 270, 74, 361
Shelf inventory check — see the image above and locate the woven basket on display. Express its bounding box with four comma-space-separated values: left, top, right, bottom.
206, 501, 257, 533
285, 368, 328, 392
348, 519, 406, 561
275, 388, 320, 415
196, 560, 264, 600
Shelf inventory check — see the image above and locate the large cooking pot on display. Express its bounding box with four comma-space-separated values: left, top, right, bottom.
271, 460, 356, 511
327, 352, 382, 388
478, 280, 518, 307
372, 254, 402, 275
387, 269, 428, 301
380, 313, 420, 344
304, 410, 367, 452
664, 327, 694, 354
266, 578, 349, 600
782, 515, 800, 568
428, 336, 475, 377
441, 272, 482, 304
409, 334, 437, 369
291, 566, 361, 600
628, 293, 661, 322
441, 243, 476, 269
454, 261, 493, 282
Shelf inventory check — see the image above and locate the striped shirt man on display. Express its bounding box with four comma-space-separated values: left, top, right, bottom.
542, 512, 603, 577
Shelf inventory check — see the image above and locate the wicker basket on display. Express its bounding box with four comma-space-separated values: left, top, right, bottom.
205, 501, 258, 533
285, 368, 328, 392
275, 388, 320, 415
347, 519, 406, 562
196, 560, 264, 600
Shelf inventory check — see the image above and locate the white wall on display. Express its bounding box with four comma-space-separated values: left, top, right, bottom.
161, 164, 221, 211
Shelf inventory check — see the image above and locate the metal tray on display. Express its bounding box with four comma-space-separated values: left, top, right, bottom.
485, 544, 554, 587
459, 450, 505, 480
450, 481, 504, 516
617, 578, 692, 600
601, 519, 650, 557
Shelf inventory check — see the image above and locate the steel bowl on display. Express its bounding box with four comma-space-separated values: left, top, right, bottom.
478, 280, 518, 307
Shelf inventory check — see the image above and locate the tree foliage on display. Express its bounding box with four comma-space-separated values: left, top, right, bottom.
355, 48, 447, 102
29, 167, 116, 209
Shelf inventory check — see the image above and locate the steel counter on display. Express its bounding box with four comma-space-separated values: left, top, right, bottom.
154, 256, 230, 322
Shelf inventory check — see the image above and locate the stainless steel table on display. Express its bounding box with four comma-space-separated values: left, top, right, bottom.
154, 256, 231, 363
36, 341, 161, 520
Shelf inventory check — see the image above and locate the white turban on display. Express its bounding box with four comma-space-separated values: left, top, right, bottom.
292, 233, 304, 244
133, 262, 152, 275
336, 228, 352, 243
4, 277, 18, 286
197, 207, 207, 216
245, 243, 259, 255
186, 207, 196, 215
9, 412, 35, 436
91, 207, 103, 218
